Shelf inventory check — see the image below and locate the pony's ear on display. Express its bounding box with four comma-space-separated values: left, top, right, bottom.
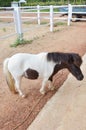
68, 55, 74, 64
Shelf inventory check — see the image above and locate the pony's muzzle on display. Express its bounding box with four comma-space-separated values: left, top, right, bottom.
77, 74, 84, 81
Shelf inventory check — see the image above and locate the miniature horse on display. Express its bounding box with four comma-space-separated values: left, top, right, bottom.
3, 52, 84, 97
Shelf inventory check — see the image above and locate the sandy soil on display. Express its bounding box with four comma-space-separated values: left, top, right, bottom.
0, 21, 86, 130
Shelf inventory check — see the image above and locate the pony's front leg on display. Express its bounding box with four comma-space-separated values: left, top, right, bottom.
40, 78, 48, 95
48, 80, 55, 91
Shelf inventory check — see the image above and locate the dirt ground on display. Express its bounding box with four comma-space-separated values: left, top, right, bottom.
0, 21, 86, 130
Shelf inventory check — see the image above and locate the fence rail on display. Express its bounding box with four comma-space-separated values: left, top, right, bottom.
0, 4, 86, 40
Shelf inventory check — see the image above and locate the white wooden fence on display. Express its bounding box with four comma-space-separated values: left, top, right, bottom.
0, 4, 86, 40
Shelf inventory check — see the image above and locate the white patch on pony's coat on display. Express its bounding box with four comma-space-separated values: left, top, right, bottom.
8, 52, 56, 79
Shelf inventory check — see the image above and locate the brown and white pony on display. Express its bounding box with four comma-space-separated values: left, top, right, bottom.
3, 52, 84, 97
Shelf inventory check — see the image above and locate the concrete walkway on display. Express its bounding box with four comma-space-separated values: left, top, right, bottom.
27, 53, 86, 130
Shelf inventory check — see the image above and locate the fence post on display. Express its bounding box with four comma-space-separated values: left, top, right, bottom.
13, 7, 23, 41
37, 5, 40, 25
50, 5, 53, 32
68, 4, 72, 26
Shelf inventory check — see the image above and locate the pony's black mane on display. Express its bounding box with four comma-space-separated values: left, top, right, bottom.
47, 52, 82, 66
47, 52, 71, 63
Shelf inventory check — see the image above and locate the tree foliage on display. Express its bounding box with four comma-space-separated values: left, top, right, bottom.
0, 0, 19, 7
0, 0, 85, 7
0, 0, 11, 7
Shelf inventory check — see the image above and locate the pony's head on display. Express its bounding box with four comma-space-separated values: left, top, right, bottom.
47, 52, 84, 81
66, 53, 84, 80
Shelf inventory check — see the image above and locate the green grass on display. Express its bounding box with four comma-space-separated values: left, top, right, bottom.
54, 22, 66, 27
10, 37, 32, 47
2, 28, 6, 32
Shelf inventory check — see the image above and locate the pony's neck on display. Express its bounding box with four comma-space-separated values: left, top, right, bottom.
49, 62, 68, 81
54, 62, 68, 73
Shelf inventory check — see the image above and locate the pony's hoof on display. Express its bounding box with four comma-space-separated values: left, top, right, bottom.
50, 86, 55, 91
40, 90, 46, 95
19, 93, 26, 98
48, 85, 55, 91
22, 94, 26, 98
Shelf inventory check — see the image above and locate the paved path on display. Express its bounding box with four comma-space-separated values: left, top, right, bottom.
27, 54, 86, 130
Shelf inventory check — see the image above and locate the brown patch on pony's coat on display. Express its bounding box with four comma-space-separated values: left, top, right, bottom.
24, 68, 39, 79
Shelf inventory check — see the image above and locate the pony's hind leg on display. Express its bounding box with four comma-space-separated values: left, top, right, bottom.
14, 77, 25, 98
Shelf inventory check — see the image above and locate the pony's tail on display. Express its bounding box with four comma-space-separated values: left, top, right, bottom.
3, 58, 17, 93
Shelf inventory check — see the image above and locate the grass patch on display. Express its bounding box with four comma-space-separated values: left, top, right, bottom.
54, 22, 66, 27
41, 21, 48, 25
10, 34, 40, 47
40, 8, 59, 12
23, 21, 31, 25
53, 29, 60, 33
10, 36, 32, 47
25, 7, 59, 13
2, 28, 6, 32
